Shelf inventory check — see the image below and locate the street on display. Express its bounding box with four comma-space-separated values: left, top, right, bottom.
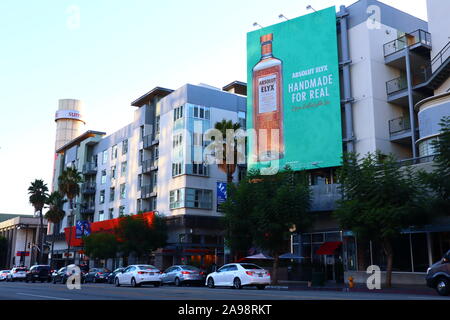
0, 281, 447, 300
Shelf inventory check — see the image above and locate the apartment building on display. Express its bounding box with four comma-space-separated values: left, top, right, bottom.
48, 82, 246, 269
287, 0, 450, 285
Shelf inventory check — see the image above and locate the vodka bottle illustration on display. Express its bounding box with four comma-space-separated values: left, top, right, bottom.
252, 33, 284, 162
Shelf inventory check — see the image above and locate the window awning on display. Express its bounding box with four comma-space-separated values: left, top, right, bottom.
316, 241, 342, 255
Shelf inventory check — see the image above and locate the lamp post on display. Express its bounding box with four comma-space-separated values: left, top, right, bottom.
278, 14, 289, 21
252, 22, 263, 29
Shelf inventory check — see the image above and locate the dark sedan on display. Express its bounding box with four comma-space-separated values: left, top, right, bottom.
52, 266, 86, 284
84, 268, 111, 283
25, 265, 52, 283
107, 267, 125, 284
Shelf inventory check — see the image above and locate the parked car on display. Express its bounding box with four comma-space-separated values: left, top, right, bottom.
0, 270, 10, 281
107, 267, 124, 284
114, 265, 162, 287
426, 250, 450, 296
161, 265, 206, 286
84, 268, 111, 283
205, 263, 270, 290
52, 265, 86, 284
25, 265, 51, 283
6, 267, 28, 282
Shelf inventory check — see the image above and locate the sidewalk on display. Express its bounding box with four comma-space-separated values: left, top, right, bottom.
266, 280, 439, 296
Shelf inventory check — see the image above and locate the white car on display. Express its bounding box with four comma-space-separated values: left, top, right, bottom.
206, 263, 270, 290
6, 267, 28, 282
114, 265, 162, 287
0, 270, 10, 281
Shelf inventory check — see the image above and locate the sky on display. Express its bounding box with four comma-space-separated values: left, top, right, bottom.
0, 0, 427, 215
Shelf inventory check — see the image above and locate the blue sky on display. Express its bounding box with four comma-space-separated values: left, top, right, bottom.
0, 0, 427, 214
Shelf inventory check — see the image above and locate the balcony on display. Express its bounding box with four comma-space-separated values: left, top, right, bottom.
388, 116, 419, 145
384, 29, 431, 66
81, 182, 96, 195
139, 184, 157, 199
142, 158, 158, 174
310, 184, 341, 212
385, 76, 430, 107
143, 134, 159, 149
82, 162, 97, 175
80, 201, 95, 215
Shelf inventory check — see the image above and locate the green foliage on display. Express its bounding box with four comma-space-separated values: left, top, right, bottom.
58, 167, 83, 202
45, 191, 66, 224
222, 168, 312, 257
83, 233, 119, 260
28, 179, 49, 213
419, 116, 450, 216
334, 152, 427, 241
115, 213, 168, 259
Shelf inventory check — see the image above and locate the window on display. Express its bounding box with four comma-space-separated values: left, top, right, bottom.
112, 145, 118, 159
154, 146, 159, 160
151, 197, 157, 211
101, 170, 107, 184
140, 126, 145, 141
98, 210, 104, 222
111, 165, 116, 179
99, 190, 105, 204
102, 150, 108, 164
193, 105, 210, 120
120, 184, 126, 199
172, 162, 183, 176
193, 132, 203, 146
139, 150, 144, 165
185, 188, 212, 209
121, 161, 127, 177
172, 134, 183, 148
238, 111, 246, 129
192, 163, 208, 176
169, 189, 184, 209
119, 206, 125, 216
108, 208, 114, 220
155, 116, 160, 134
122, 139, 128, 154
174, 105, 184, 121
138, 174, 143, 190
109, 187, 115, 202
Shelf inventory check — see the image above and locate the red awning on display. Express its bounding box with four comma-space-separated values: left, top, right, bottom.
316, 241, 342, 255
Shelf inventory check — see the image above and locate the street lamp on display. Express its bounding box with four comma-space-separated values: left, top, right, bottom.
306, 5, 317, 12
253, 22, 263, 29
278, 14, 289, 21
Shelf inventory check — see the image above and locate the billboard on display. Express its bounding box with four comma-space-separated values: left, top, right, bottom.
247, 7, 342, 171
216, 182, 227, 211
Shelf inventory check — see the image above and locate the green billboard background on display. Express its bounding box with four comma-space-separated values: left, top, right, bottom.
247, 6, 342, 171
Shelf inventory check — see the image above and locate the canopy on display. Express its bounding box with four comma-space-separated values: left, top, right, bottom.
316, 241, 342, 255
279, 253, 304, 259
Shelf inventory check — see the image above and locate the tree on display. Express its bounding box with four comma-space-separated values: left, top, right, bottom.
212, 119, 243, 185
0, 236, 7, 268
28, 179, 49, 264
334, 152, 427, 288
45, 191, 67, 267
58, 167, 83, 265
222, 168, 312, 284
419, 116, 450, 216
115, 213, 168, 263
83, 233, 119, 264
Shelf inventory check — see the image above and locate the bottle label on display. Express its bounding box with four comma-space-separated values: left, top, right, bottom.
258, 74, 277, 113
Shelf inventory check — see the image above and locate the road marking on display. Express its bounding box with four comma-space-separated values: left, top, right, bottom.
16, 293, 71, 300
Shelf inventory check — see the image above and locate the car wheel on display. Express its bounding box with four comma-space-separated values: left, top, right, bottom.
207, 277, 215, 289
154, 282, 160, 287
131, 277, 139, 287
93, 278, 96, 283
53, 278, 56, 284
436, 277, 450, 296
115, 277, 120, 287
233, 278, 242, 289
256, 285, 266, 290
175, 277, 182, 287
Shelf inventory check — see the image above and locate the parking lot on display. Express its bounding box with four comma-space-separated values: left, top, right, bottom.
0, 280, 447, 300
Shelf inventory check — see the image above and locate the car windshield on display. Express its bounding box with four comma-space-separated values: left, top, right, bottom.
97, 268, 109, 273
137, 265, 157, 270
240, 264, 263, 270
181, 266, 200, 271
114, 268, 123, 272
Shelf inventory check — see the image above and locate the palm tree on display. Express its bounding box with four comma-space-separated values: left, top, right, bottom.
45, 191, 66, 268
58, 167, 83, 265
28, 179, 49, 264
213, 119, 242, 185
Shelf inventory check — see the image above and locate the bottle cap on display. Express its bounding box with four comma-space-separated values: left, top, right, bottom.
260, 33, 273, 43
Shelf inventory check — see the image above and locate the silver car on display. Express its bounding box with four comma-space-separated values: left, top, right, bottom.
161, 265, 206, 286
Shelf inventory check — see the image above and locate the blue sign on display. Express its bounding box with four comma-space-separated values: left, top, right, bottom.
75, 220, 91, 238
217, 182, 227, 211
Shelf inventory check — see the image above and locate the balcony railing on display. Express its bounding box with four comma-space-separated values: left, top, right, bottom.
80, 201, 95, 215
142, 158, 158, 173
386, 76, 408, 95
389, 116, 411, 135
81, 182, 96, 194
143, 134, 159, 149
384, 29, 431, 57
82, 162, 97, 175
140, 184, 157, 199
